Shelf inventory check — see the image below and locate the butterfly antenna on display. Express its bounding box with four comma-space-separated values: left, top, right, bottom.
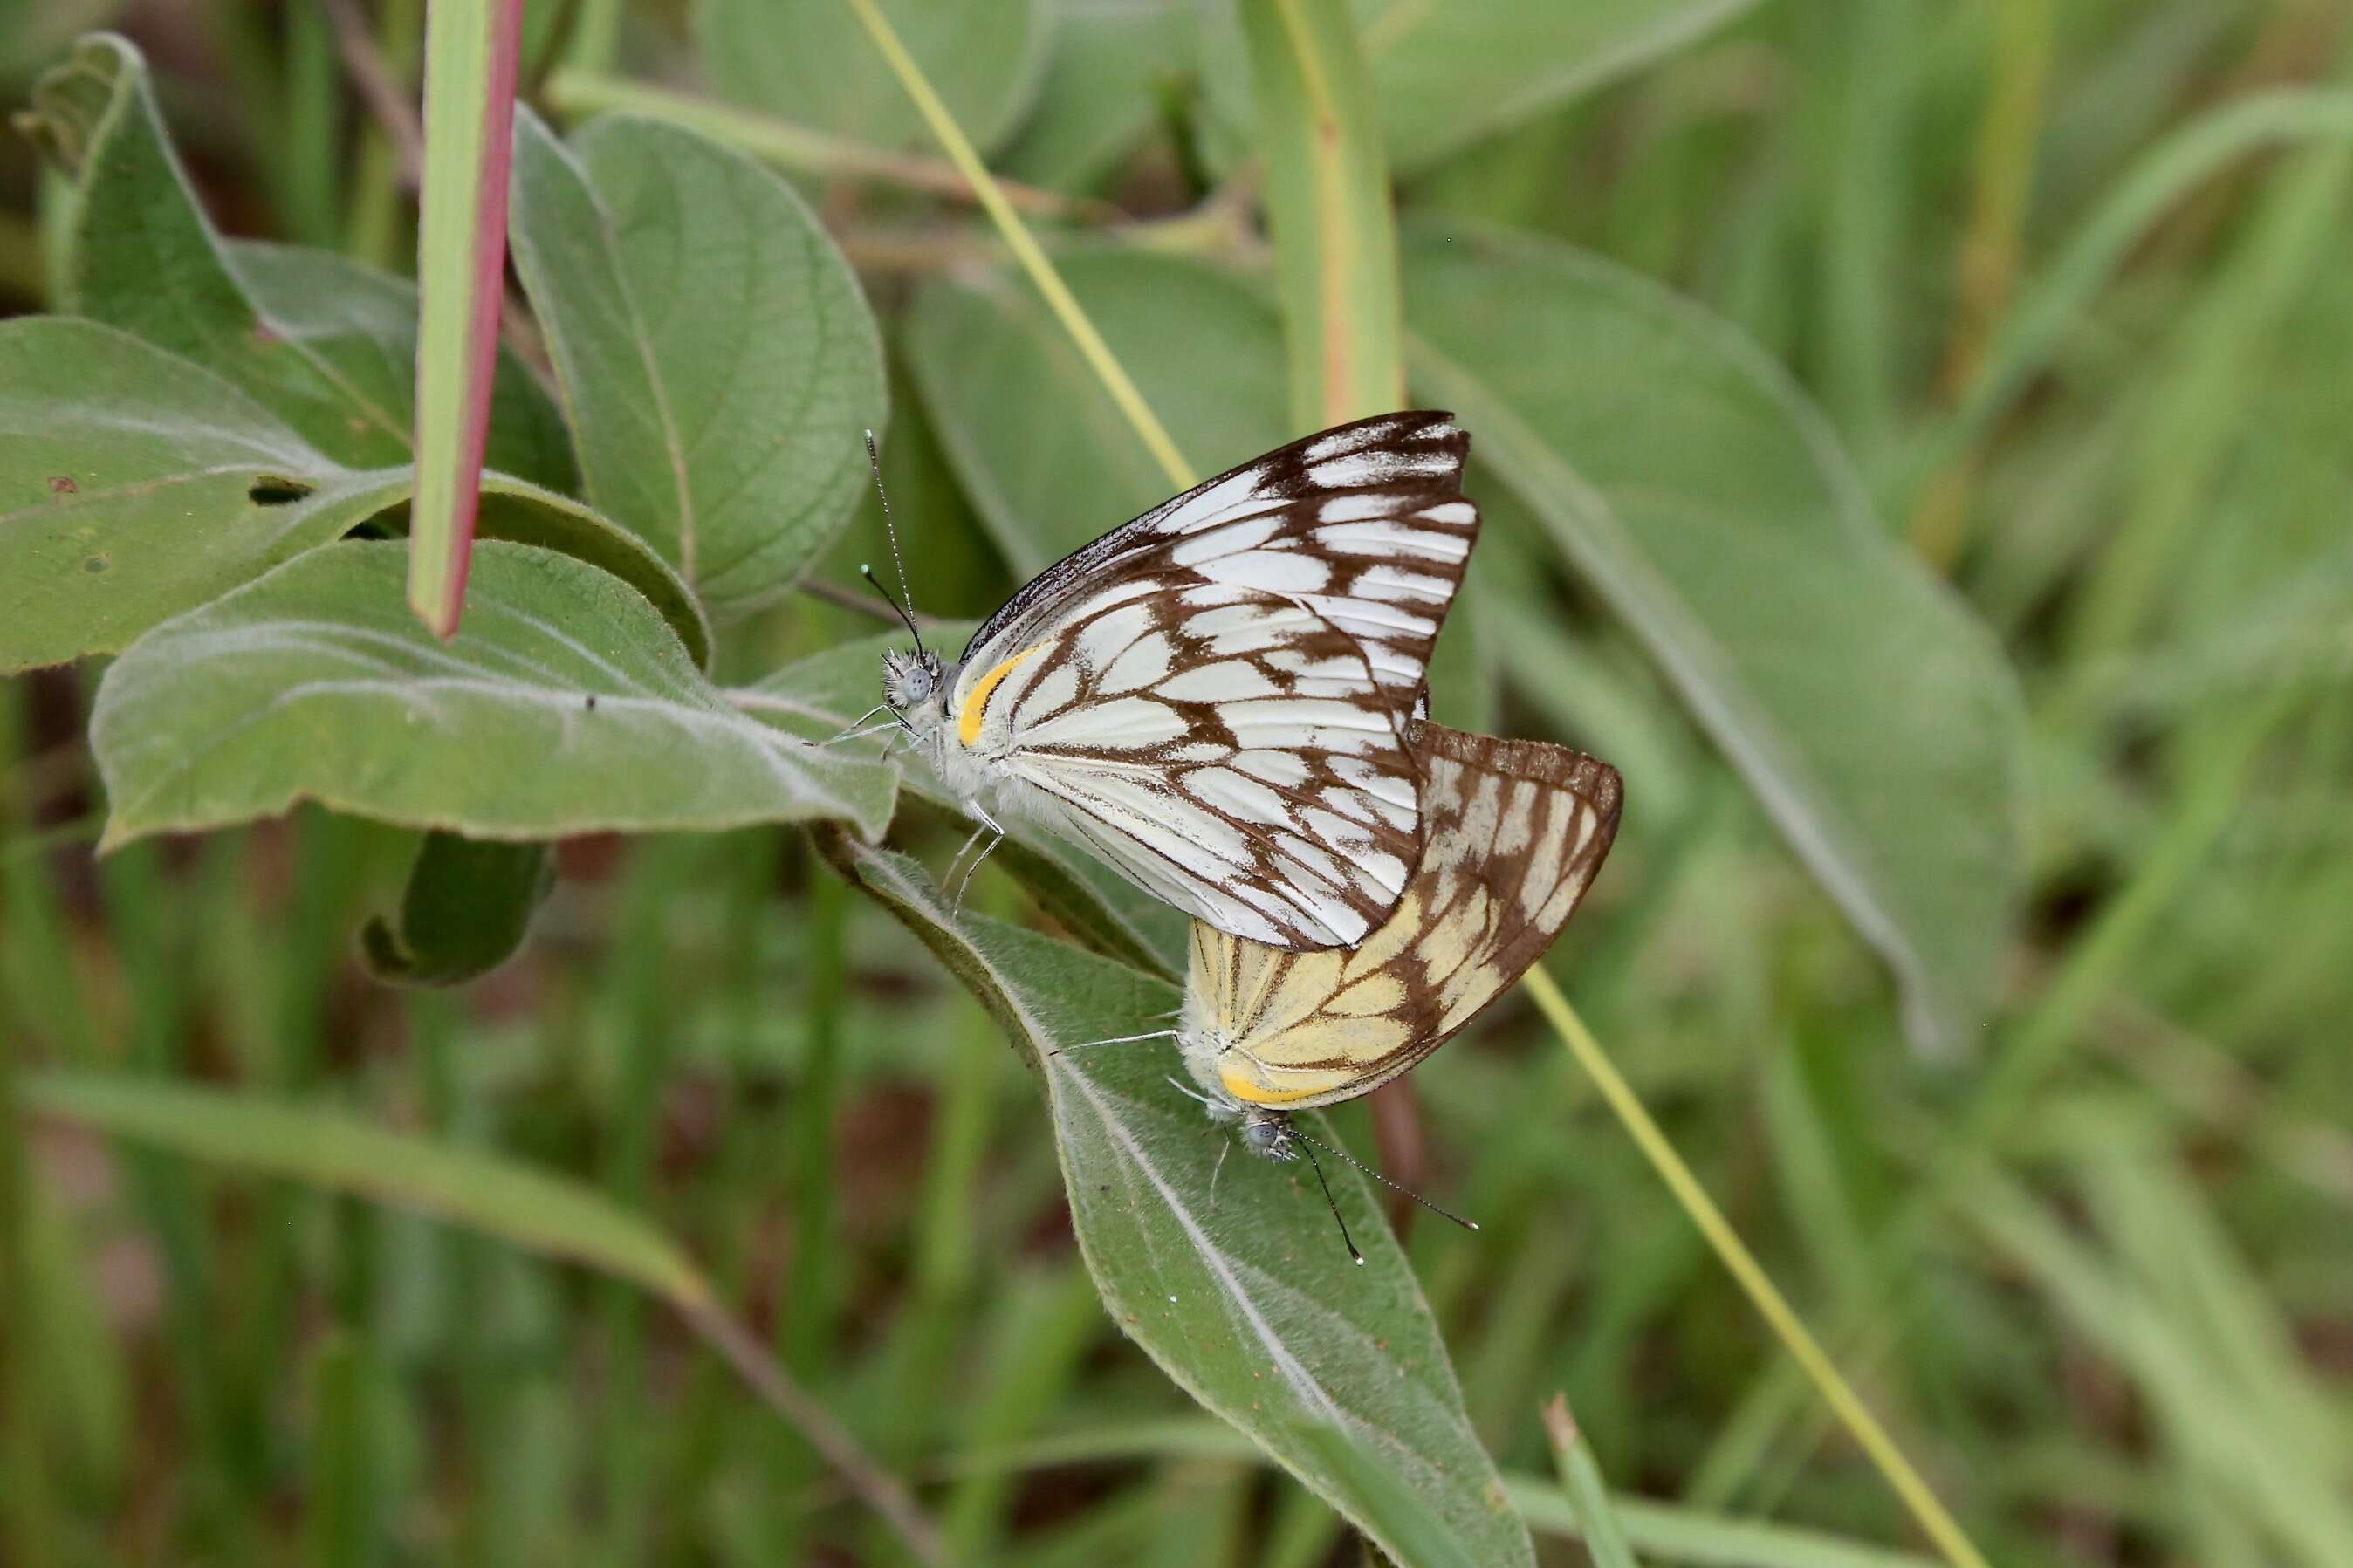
1293, 1137, 1364, 1266
1292, 1127, 1479, 1234
862, 429, 924, 658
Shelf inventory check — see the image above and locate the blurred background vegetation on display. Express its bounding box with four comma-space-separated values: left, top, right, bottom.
4, 0, 2352, 1565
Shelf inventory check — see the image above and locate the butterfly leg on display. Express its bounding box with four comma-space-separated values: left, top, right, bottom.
946, 802, 1007, 912
817, 703, 893, 745
1046, 1027, 1180, 1058
1164, 1075, 1224, 1115
940, 821, 991, 893
1208, 1137, 1232, 1211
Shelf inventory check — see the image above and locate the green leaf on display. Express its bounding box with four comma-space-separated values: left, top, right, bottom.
998, 0, 1196, 193
1240, 0, 1405, 430
226, 242, 575, 496
91, 540, 895, 849
1199, 0, 1764, 176
906, 250, 1290, 576
0, 318, 390, 673
507, 108, 888, 617
17, 1071, 708, 1305
696, 0, 1053, 158
1399, 223, 2027, 1057
1542, 1394, 1643, 1568
0, 318, 708, 672
20, 33, 413, 466
1292, 1424, 1487, 1568
737, 629, 1184, 977
814, 832, 1536, 1568
360, 831, 553, 985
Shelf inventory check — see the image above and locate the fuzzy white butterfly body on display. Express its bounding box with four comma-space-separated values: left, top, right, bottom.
878, 412, 1480, 950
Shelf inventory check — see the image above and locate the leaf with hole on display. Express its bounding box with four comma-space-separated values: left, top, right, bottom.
507, 108, 888, 617
815, 831, 1536, 1568
0, 318, 707, 673
91, 540, 895, 849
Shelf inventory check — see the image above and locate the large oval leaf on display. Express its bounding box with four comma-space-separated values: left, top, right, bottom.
1401, 221, 2027, 1056
816, 831, 1535, 1568
506, 109, 888, 618
696, 0, 1052, 158
1, 318, 369, 671
1198, 0, 1766, 176
91, 541, 895, 848
0, 318, 706, 673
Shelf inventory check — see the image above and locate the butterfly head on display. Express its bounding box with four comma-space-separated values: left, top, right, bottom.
1238, 1108, 1298, 1161
881, 647, 945, 716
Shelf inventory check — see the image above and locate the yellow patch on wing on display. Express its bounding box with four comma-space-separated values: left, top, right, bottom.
1218, 1061, 1351, 1106
957, 646, 1043, 746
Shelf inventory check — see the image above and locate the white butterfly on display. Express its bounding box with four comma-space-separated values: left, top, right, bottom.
873, 412, 1480, 950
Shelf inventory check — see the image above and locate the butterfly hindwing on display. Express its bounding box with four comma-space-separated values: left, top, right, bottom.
1186, 723, 1622, 1110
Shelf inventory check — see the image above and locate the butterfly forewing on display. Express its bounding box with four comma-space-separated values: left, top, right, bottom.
942, 412, 1480, 949
957, 412, 1476, 715
1188, 723, 1622, 1110
972, 587, 1423, 947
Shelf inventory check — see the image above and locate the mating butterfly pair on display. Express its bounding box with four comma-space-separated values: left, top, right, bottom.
866, 413, 1621, 1250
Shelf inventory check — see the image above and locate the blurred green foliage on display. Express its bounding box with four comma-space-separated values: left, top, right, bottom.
3, 1, 2352, 1565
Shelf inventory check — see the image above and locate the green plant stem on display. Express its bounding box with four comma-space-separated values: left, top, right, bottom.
281, 0, 344, 247
772, 839, 845, 1565
540, 70, 1103, 220
1908, 0, 2052, 567
0, 729, 59, 1565
343, 0, 424, 270
409, 0, 525, 636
